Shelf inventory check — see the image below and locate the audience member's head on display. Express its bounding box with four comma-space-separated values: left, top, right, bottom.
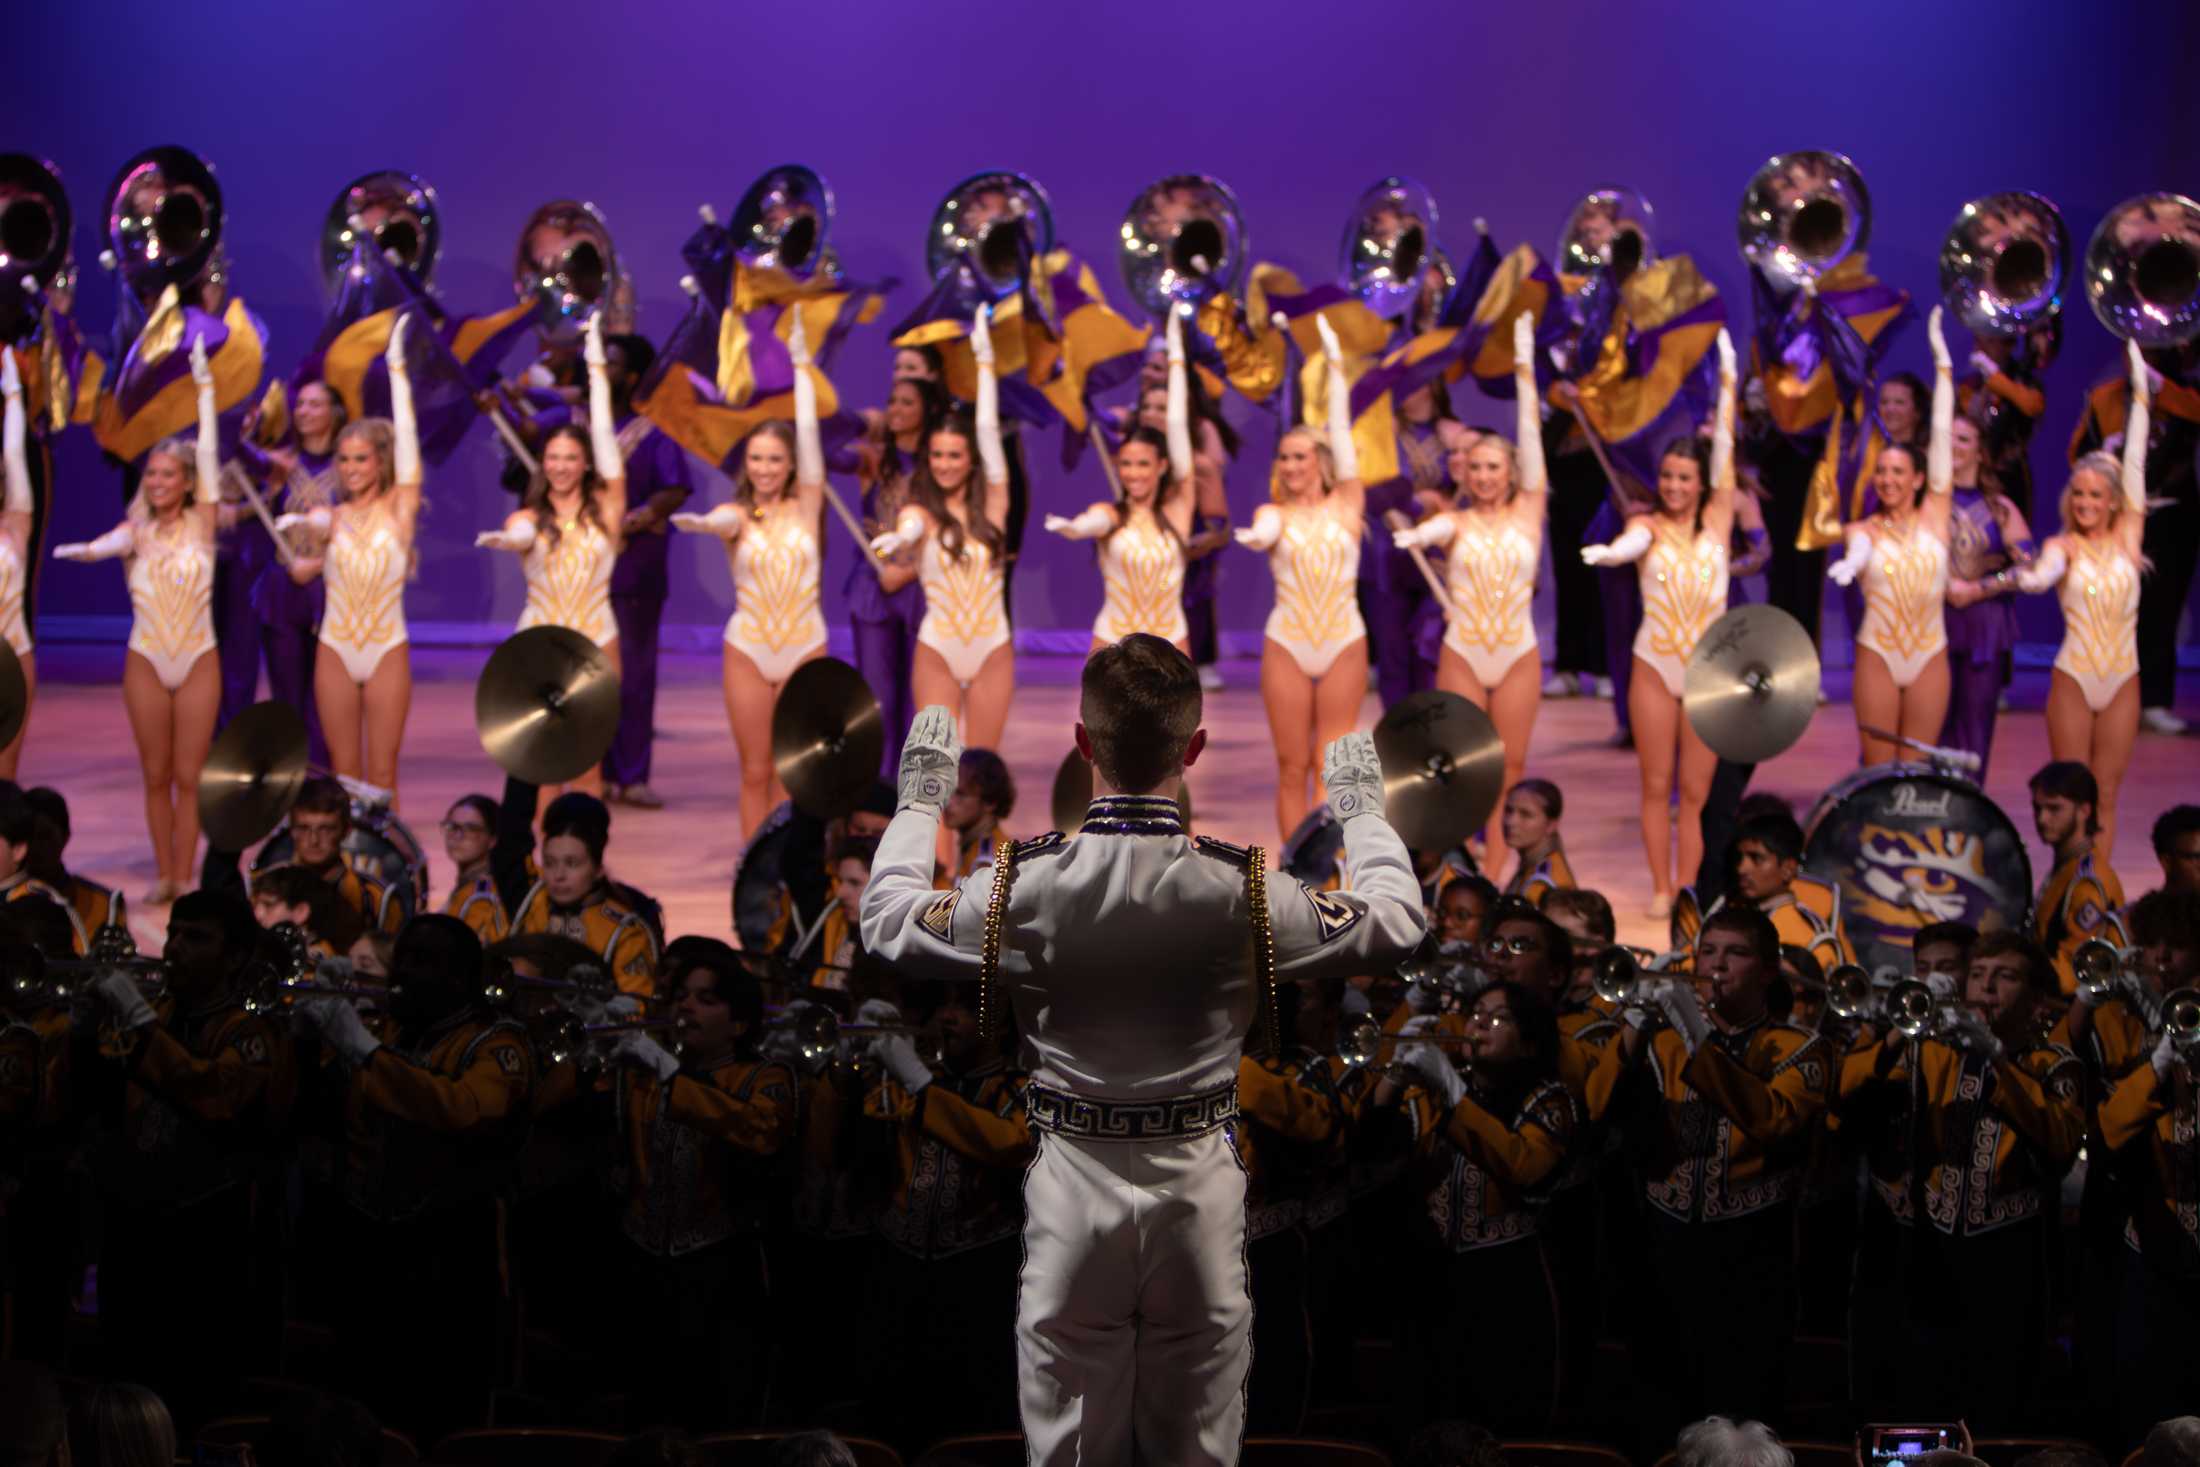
770, 1433, 861, 1467
67, 1384, 175, 1467
2012, 1449, 2110, 1467
262, 1390, 385, 1467
1909, 1454, 1988, 1467
0, 1362, 68, 1467
1674, 1416, 1793, 1467
2144, 1418, 2200, 1467
1403, 1421, 1509, 1467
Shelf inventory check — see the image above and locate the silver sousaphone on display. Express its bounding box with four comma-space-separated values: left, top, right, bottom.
0, 154, 71, 342
104, 145, 223, 302
1737, 150, 1871, 293
2084, 192, 2200, 347
1939, 190, 2068, 339
731, 163, 838, 283
1557, 184, 1656, 284
320, 170, 441, 294
1118, 172, 1245, 319
513, 198, 622, 339
925, 170, 1053, 299
1342, 175, 1440, 318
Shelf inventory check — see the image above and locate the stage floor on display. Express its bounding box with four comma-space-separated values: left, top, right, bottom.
27, 647, 2196, 954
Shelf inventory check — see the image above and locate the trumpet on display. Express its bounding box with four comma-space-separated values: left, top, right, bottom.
2162, 986, 2200, 1054
1591, 945, 1688, 1008
769, 1007, 933, 1066
2073, 939, 2138, 1007
1825, 963, 1882, 1022
1397, 935, 1488, 1003
1338, 1019, 1475, 1081
481, 966, 615, 1009
542, 1016, 687, 1070
1886, 979, 1954, 1042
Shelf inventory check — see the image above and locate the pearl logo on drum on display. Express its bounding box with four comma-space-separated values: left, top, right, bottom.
1888, 784, 1954, 819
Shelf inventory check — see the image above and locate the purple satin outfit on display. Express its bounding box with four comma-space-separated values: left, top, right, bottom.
232, 439, 331, 768
1182, 513, 1228, 668
1588, 500, 1641, 737
1363, 425, 1451, 706
1937, 487, 2024, 779
603, 420, 692, 789
848, 470, 925, 778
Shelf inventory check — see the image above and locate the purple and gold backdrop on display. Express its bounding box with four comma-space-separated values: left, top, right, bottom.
21, 0, 2200, 650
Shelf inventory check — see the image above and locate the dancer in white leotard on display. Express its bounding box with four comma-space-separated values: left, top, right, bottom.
1236, 313, 1369, 838
1581, 328, 1738, 918
1393, 312, 1548, 862
1048, 310, 1196, 653
869, 303, 1016, 749
1828, 306, 1958, 769
280, 313, 424, 799
54, 339, 223, 903
2015, 339, 2152, 858
673, 313, 830, 839
478, 314, 629, 798
0, 349, 40, 779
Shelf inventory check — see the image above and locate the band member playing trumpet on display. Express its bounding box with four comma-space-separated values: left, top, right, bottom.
862, 980, 1032, 1449
862, 638, 1425, 1465
672, 312, 830, 840
53, 340, 222, 905
598, 938, 797, 1431
1601, 906, 1829, 1443
1378, 981, 1574, 1432
1827, 308, 1959, 768
1237, 316, 1371, 838
79, 890, 283, 1428
2017, 341, 2153, 856
1835, 933, 2082, 1428
868, 304, 1017, 749
288, 914, 532, 1444
477, 314, 628, 799
1393, 314, 1548, 860
0, 349, 39, 778
279, 315, 425, 801
1581, 330, 1738, 919
1046, 311, 1196, 655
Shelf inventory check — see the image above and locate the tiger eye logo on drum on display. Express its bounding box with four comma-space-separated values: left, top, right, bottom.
1888, 784, 1954, 819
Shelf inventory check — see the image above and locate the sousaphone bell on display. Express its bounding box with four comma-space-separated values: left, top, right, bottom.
732, 164, 837, 282
321, 170, 441, 292
514, 199, 622, 339
1738, 150, 1871, 294
925, 170, 1053, 299
103, 145, 223, 301
1118, 172, 1246, 319
1343, 175, 1439, 318
0, 154, 72, 342
1557, 184, 1656, 283
1939, 190, 2068, 339
2084, 192, 2200, 347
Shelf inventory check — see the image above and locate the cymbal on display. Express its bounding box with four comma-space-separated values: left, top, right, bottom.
1684, 604, 1822, 763
198, 700, 311, 850
1050, 749, 1192, 832
0, 641, 23, 753
772, 658, 884, 819
1373, 690, 1503, 852
475, 627, 622, 785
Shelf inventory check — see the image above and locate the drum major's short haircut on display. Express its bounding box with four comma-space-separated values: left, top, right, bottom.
1079, 634, 1202, 796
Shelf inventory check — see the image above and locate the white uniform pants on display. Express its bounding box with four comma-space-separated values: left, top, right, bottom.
1017, 1126, 1250, 1465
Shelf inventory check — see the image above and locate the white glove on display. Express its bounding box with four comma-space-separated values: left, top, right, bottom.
1404, 1038, 1466, 1108
1046, 506, 1114, 541
1321, 731, 1385, 823
296, 995, 381, 1065
671, 505, 742, 537
788, 308, 812, 369
1621, 1004, 1653, 1031
970, 303, 995, 367
273, 508, 332, 536
1340, 986, 1372, 1018
2152, 1033, 2180, 1083
1657, 984, 1712, 1054
614, 1030, 681, 1082
1314, 313, 1343, 365
1166, 306, 1187, 365
188, 336, 213, 387
1392, 516, 1455, 551
1827, 531, 1872, 588
603, 994, 643, 1021
476, 521, 537, 552
584, 311, 608, 370
870, 1032, 935, 1095
870, 512, 922, 557
1715, 325, 1737, 382
1512, 310, 1535, 370
1580, 544, 1616, 566
759, 999, 813, 1063
1927, 306, 1951, 374
92, 972, 157, 1032
1923, 971, 1957, 1000
0, 345, 19, 398
897, 705, 962, 816
1404, 972, 1442, 1016
384, 310, 409, 371
1969, 350, 1999, 381
857, 998, 904, 1028
53, 542, 97, 562
1946, 1009, 2003, 1060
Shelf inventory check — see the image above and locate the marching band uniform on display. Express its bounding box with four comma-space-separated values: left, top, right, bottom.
2096, 1047, 2200, 1438
1235, 1048, 1342, 1433
863, 719, 1424, 1466
1674, 877, 1852, 974
1504, 845, 1576, 909
2036, 845, 2125, 995
609, 1041, 798, 1429
507, 879, 659, 998
866, 1050, 1033, 1446
1838, 1027, 2083, 1427
444, 861, 510, 944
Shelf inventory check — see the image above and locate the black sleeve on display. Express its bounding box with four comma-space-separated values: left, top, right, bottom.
198, 845, 246, 902
491, 775, 540, 915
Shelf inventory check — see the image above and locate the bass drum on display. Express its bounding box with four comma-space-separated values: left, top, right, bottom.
1802, 763, 2031, 978
254, 801, 429, 922
731, 800, 802, 954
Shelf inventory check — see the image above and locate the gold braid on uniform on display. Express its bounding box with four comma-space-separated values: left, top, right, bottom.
1249, 846, 1277, 1058
978, 837, 1023, 1041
